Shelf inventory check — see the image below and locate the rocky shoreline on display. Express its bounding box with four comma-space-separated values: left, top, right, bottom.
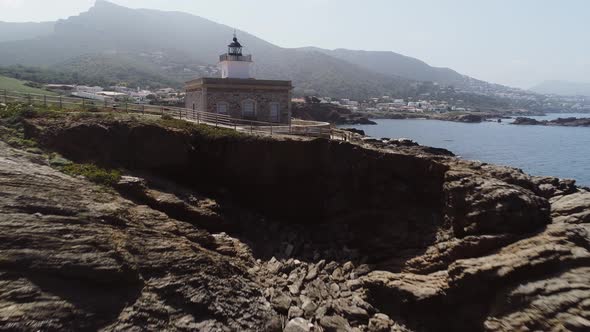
513, 116, 590, 127
1, 107, 590, 331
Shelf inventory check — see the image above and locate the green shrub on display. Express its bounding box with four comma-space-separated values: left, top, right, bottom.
61, 163, 121, 186
48, 153, 73, 167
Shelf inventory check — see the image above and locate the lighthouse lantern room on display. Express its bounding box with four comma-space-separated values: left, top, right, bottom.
219, 33, 253, 79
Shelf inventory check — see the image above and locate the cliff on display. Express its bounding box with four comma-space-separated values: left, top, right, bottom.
1, 109, 589, 331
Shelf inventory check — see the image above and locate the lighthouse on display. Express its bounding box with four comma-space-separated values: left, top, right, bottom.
219, 33, 253, 79
185, 33, 292, 124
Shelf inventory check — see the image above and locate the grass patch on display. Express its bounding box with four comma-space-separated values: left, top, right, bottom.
0, 103, 69, 148
0, 75, 58, 95
61, 163, 122, 186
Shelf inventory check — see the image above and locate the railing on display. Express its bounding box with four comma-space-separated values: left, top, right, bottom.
0, 89, 332, 138
219, 54, 252, 62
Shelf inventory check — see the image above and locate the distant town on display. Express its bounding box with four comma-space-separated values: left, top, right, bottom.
33, 81, 590, 117
42, 83, 185, 107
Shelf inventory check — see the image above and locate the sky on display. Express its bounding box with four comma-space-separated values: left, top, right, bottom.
0, 0, 588, 89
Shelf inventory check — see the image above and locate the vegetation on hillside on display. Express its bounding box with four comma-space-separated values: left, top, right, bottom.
60, 163, 122, 186
0, 54, 181, 89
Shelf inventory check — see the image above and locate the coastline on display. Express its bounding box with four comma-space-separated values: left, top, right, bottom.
339, 116, 590, 187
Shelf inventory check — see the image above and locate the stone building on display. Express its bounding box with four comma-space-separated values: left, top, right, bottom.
185, 34, 292, 124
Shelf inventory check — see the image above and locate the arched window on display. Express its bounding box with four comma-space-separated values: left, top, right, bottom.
269, 102, 280, 122
216, 102, 228, 115
242, 100, 256, 118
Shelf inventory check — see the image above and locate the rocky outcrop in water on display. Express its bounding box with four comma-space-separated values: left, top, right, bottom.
1, 114, 589, 331
513, 116, 590, 127
292, 102, 377, 125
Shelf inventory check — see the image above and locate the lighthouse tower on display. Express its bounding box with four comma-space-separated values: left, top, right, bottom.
219, 33, 253, 79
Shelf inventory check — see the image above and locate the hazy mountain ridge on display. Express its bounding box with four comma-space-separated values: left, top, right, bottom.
0, 0, 498, 99
302, 47, 469, 86
0, 21, 54, 42
531, 80, 590, 97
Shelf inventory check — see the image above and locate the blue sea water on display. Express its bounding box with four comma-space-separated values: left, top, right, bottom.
341, 113, 590, 186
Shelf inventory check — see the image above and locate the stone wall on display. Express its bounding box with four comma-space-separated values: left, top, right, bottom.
185, 89, 202, 111
205, 88, 290, 124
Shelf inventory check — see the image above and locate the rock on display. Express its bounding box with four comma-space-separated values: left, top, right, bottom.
115, 175, 148, 195
551, 191, 590, 224
267, 257, 283, 274
305, 264, 319, 281
324, 261, 339, 274
460, 114, 483, 123
301, 298, 317, 319
306, 279, 330, 300
362, 222, 590, 331
512, 117, 541, 125
289, 280, 303, 295
330, 283, 340, 297
444, 170, 551, 237
288, 306, 304, 319
342, 128, 365, 136
368, 313, 393, 332
532, 176, 578, 198
513, 116, 590, 127
8, 114, 590, 331
351, 295, 375, 314
332, 268, 344, 281
345, 280, 362, 291
284, 318, 313, 332
319, 315, 354, 332
333, 299, 370, 322
0, 141, 278, 331
342, 261, 354, 274
272, 291, 292, 313
315, 303, 330, 320
353, 264, 372, 277
484, 267, 590, 331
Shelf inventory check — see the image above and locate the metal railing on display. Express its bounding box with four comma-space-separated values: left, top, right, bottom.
0, 89, 332, 138
219, 54, 252, 62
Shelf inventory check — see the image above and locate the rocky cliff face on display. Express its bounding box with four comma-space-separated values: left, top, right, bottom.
1, 115, 589, 331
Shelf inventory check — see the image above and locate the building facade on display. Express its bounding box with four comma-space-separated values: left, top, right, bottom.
185, 34, 292, 124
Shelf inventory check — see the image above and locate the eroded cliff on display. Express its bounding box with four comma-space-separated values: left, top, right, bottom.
1, 112, 589, 331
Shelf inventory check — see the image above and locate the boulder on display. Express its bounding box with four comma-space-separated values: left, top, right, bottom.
284, 318, 313, 332
319, 315, 354, 332
368, 313, 394, 332
288, 306, 304, 319
444, 170, 551, 237
272, 291, 292, 313
551, 191, 590, 224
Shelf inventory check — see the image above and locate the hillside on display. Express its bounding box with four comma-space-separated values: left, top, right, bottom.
0, 74, 56, 95
531, 80, 590, 97
0, 0, 490, 99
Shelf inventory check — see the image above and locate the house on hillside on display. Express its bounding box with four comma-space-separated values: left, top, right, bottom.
185, 34, 292, 124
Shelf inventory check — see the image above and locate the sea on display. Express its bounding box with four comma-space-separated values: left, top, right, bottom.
340, 113, 590, 187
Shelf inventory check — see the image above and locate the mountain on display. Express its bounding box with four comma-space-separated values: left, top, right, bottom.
302, 47, 468, 86
0, 0, 484, 98
0, 21, 54, 42
530, 80, 590, 97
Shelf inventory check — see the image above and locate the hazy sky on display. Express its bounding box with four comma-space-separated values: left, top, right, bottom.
1, 0, 588, 89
